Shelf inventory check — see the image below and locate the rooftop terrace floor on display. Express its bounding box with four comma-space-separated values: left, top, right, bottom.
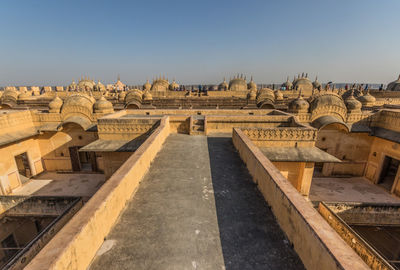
13, 172, 105, 201
309, 176, 400, 204
89, 134, 303, 270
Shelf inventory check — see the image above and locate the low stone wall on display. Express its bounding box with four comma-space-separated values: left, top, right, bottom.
232, 128, 369, 270
319, 202, 393, 270
25, 116, 171, 270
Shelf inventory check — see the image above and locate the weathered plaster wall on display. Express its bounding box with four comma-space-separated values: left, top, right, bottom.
365, 137, 400, 195
0, 138, 43, 194
37, 124, 98, 171
25, 116, 171, 270
272, 162, 314, 196
316, 128, 372, 176
232, 128, 369, 270
102, 152, 133, 179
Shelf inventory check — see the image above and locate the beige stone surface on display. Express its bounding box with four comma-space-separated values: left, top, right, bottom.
232, 128, 369, 270
309, 176, 400, 203
13, 172, 105, 199
25, 116, 170, 270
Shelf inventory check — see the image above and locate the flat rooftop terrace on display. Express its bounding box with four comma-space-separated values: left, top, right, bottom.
13, 172, 105, 201
89, 134, 304, 269
309, 177, 400, 204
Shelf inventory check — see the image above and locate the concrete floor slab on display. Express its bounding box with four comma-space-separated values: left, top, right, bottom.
89, 134, 303, 270
309, 176, 400, 203
13, 172, 105, 200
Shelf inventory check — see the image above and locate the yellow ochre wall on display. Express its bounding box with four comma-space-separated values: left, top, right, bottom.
316, 128, 372, 176
0, 137, 44, 194
37, 124, 98, 172
365, 137, 400, 195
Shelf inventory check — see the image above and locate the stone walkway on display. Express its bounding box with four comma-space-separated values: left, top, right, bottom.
90, 134, 303, 270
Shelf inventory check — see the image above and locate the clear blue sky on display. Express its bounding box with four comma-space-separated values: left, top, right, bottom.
1, 0, 399, 86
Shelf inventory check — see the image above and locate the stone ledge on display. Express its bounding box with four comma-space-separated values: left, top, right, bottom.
232, 127, 369, 270
25, 116, 171, 270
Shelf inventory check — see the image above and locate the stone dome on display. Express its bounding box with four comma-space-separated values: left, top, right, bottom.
18, 91, 31, 100
94, 96, 114, 113
274, 90, 284, 101
114, 75, 126, 90
143, 80, 152, 91
125, 89, 143, 103
143, 89, 153, 101
63, 93, 95, 112
309, 92, 347, 121
151, 77, 169, 91
95, 81, 106, 91
357, 90, 376, 107
169, 80, 179, 90
256, 88, 275, 105
78, 77, 95, 90
247, 77, 257, 90
68, 80, 77, 91
218, 78, 228, 91
229, 75, 247, 91
282, 77, 293, 90
118, 91, 127, 102
2, 88, 19, 102
49, 96, 63, 113
248, 88, 257, 100
289, 93, 309, 113
312, 76, 321, 89
387, 74, 400, 91
345, 91, 362, 112
293, 76, 313, 91
31, 87, 41, 96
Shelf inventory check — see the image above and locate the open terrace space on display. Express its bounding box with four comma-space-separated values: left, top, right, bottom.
309, 176, 400, 204
12, 172, 105, 201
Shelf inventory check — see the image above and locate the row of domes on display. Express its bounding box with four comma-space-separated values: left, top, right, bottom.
288, 89, 376, 114
48, 93, 114, 114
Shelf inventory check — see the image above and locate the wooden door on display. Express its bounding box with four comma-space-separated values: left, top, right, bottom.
69, 147, 81, 171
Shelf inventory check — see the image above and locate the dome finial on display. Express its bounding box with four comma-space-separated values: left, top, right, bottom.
117, 74, 120, 81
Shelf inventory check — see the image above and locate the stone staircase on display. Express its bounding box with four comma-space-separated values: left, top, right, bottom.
190, 117, 205, 135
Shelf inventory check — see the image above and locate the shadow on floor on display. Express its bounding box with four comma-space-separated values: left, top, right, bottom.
206, 137, 304, 270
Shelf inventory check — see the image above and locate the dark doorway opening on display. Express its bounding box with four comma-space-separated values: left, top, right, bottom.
14, 152, 31, 183
68, 147, 97, 172
1, 234, 19, 265
314, 162, 323, 176
379, 156, 400, 192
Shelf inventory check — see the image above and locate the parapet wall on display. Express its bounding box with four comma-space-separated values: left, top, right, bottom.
25, 116, 171, 270
232, 128, 369, 270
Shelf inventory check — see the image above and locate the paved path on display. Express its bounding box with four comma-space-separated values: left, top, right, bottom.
90, 134, 303, 270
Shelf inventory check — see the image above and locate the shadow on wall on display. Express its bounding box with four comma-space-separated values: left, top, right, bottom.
206, 137, 304, 270
39, 122, 99, 172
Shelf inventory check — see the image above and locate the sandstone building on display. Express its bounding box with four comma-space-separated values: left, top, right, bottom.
1, 74, 400, 269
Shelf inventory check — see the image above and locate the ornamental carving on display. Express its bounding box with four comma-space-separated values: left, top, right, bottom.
242, 127, 317, 141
